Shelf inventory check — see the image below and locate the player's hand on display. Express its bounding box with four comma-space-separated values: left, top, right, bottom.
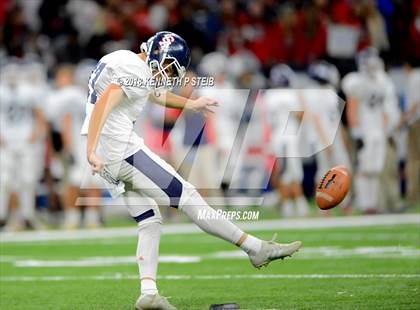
186, 96, 218, 117
88, 152, 104, 175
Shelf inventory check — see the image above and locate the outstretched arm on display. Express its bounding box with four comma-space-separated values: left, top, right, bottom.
87, 84, 124, 173
150, 91, 218, 116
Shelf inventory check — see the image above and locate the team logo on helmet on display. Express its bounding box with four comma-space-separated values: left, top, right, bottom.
140, 31, 191, 90
159, 33, 175, 51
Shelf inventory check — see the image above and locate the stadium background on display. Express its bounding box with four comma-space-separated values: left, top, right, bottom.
0, 1, 419, 309
1, 0, 419, 228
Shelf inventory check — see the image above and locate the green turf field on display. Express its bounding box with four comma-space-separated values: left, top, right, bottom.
1, 224, 419, 309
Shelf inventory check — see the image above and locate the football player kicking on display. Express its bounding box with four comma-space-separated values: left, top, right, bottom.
82, 31, 301, 310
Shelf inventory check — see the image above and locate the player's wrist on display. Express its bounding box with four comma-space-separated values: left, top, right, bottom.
87, 150, 96, 161
185, 98, 196, 111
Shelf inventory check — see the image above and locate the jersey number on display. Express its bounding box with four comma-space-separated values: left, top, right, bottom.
6, 102, 30, 123
87, 62, 106, 104
368, 93, 384, 108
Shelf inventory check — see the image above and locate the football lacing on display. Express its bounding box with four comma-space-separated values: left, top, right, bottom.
318, 170, 330, 189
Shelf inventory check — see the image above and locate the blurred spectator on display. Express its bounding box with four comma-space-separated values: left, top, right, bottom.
292, 1, 327, 67
364, 0, 390, 52
2, 3, 29, 57
270, 4, 298, 66
409, 0, 420, 61
2, 0, 416, 73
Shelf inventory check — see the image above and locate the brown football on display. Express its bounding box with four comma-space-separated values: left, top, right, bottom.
316, 165, 351, 210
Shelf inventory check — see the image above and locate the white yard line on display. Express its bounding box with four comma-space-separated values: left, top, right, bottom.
211, 246, 420, 260
0, 214, 419, 243
2, 246, 419, 268
1, 273, 419, 282
12, 255, 201, 267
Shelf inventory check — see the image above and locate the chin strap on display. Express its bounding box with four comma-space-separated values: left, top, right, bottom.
140, 42, 147, 54
140, 42, 150, 64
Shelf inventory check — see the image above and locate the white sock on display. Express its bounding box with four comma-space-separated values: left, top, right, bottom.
85, 207, 101, 227
356, 174, 378, 210
368, 176, 380, 208
239, 234, 262, 255
180, 189, 262, 254
18, 184, 35, 220
137, 222, 161, 295
295, 196, 309, 217
64, 209, 80, 227
140, 278, 157, 296
282, 199, 294, 218
0, 182, 10, 221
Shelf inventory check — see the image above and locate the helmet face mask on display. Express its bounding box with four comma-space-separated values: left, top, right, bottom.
141, 31, 190, 89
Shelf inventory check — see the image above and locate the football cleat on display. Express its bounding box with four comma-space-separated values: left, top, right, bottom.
135, 293, 177, 310
248, 234, 302, 268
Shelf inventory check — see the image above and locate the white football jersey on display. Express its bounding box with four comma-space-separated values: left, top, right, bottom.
264, 89, 302, 154
81, 50, 152, 163
197, 81, 239, 151
0, 82, 40, 148
305, 87, 341, 129
342, 71, 392, 133
302, 87, 342, 148
47, 85, 87, 157
405, 69, 420, 123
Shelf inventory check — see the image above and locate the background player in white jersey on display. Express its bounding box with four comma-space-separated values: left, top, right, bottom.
0, 61, 46, 229
265, 64, 309, 217
402, 61, 420, 207
47, 65, 102, 229
374, 61, 402, 212
197, 52, 240, 202
82, 31, 301, 309
173, 69, 220, 198
342, 47, 395, 214
198, 52, 249, 201
305, 61, 352, 212
227, 52, 269, 196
